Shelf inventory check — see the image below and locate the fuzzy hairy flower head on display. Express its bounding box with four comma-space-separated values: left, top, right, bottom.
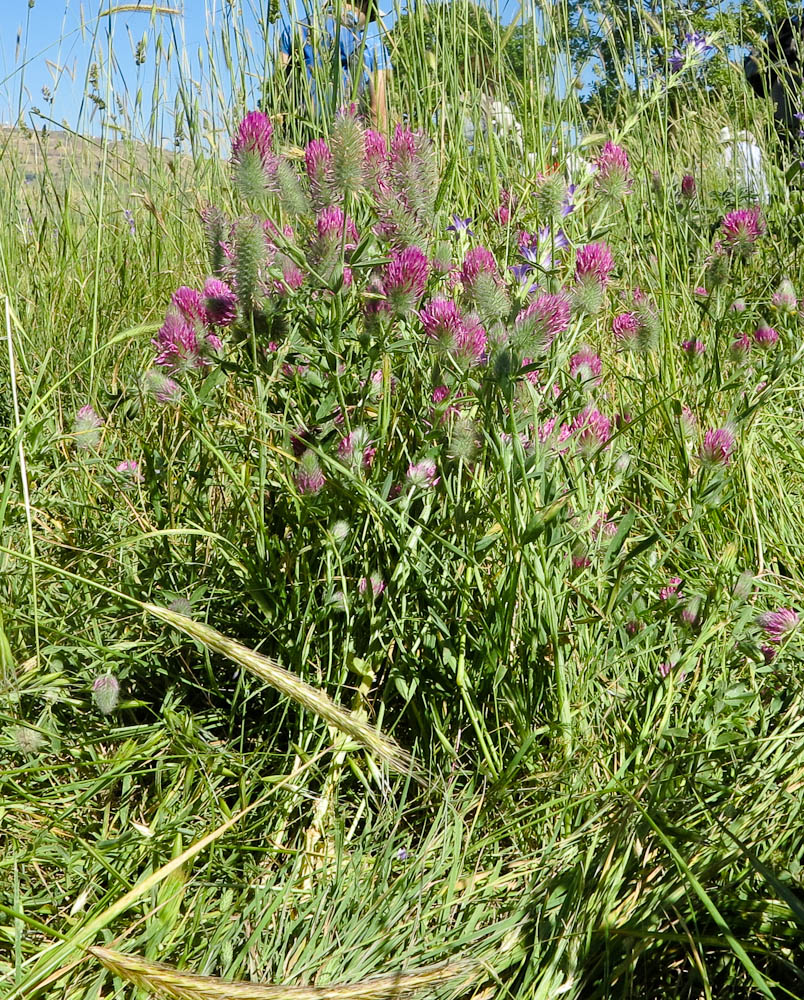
331, 108, 365, 199
575, 242, 615, 286
594, 141, 631, 200
168, 597, 193, 617
448, 415, 478, 463
13, 724, 45, 754
699, 426, 736, 467
720, 208, 765, 259
534, 169, 567, 220
680, 174, 696, 199
315, 205, 359, 248
419, 297, 464, 350
753, 324, 779, 349
660, 576, 682, 601
116, 459, 143, 482
172, 286, 207, 327
757, 607, 799, 644
569, 406, 611, 457
730, 333, 752, 360
152, 313, 206, 372
383, 246, 430, 315
460, 246, 498, 286
613, 312, 639, 341
92, 674, 120, 715
143, 368, 182, 405
407, 458, 439, 489
363, 129, 388, 186
680, 405, 697, 437
296, 449, 325, 494
338, 428, 375, 470
72, 404, 104, 450
202, 278, 237, 327
681, 339, 706, 356
359, 573, 386, 599
570, 345, 602, 384
232, 110, 274, 166
772, 278, 797, 313
514, 292, 570, 354
453, 314, 487, 366
305, 138, 335, 208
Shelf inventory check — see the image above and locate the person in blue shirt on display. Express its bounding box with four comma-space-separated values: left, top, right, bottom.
278, 1, 391, 130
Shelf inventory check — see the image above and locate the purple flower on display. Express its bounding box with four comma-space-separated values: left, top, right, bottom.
720, 208, 765, 258
509, 263, 532, 283
460, 246, 498, 285
772, 278, 797, 313
152, 314, 206, 372
613, 312, 638, 340
680, 174, 696, 199
92, 674, 120, 715
407, 458, 439, 489
660, 576, 682, 601
72, 404, 104, 450
519, 227, 569, 270
203, 278, 237, 327
296, 449, 325, 494
757, 607, 799, 644
232, 110, 274, 169
338, 428, 375, 470
315, 206, 359, 248
575, 242, 615, 286
515, 292, 571, 353
123, 208, 136, 235
570, 345, 602, 383
383, 246, 430, 315
305, 139, 335, 209
669, 31, 714, 73
453, 314, 487, 366
363, 129, 388, 186
753, 324, 779, 349
116, 459, 143, 482
172, 286, 207, 327
359, 573, 386, 599
699, 427, 736, 467
568, 406, 611, 457
730, 333, 752, 360
681, 339, 706, 355
419, 298, 464, 350
143, 369, 182, 405
447, 215, 474, 235
594, 141, 631, 199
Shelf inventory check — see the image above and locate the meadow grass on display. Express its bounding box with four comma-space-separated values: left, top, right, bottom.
2, 2, 804, 999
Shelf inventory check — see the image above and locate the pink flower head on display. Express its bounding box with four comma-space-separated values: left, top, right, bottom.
337, 428, 375, 470
419, 297, 464, 349
172, 286, 207, 327
432, 385, 451, 404
753, 324, 779, 349
515, 292, 571, 353
720, 207, 765, 257
453, 314, 487, 366
203, 278, 237, 327
772, 278, 797, 313
570, 345, 602, 383
613, 312, 639, 340
680, 405, 697, 436
364, 129, 388, 183
116, 459, 143, 482
699, 427, 736, 467
680, 174, 696, 199
757, 607, 799, 644
143, 368, 182, 405
305, 138, 334, 202
153, 313, 206, 372
359, 573, 386, 599
730, 333, 752, 360
660, 576, 682, 601
569, 406, 611, 457
575, 242, 615, 287
594, 141, 631, 198
681, 339, 706, 355
72, 405, 104, 450
232, 110, 274, 168
316, 205, 359, 248
296, 449, 325, 494
694, 286, 709, 299
407, 458, 439, 489
383, 246, 430, 314
460, 246, 498, 286
92, 673, 120, 715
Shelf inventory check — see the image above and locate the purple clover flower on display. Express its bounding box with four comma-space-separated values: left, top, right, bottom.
757, 608, 799, 644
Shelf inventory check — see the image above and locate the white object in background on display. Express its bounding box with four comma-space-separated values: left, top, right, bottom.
718, 127, 770, 202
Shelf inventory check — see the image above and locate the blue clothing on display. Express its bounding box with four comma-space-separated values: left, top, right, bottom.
279, 14, 391, 116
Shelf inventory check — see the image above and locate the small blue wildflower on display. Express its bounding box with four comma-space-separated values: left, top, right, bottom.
509, 263, 531, 283
396, 847, 409, 861
124, 208, 136, 235
446, 215, 474, 236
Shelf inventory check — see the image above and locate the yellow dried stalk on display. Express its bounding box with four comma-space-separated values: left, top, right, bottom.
90, 946, 475, 999
142, 603, 416, 779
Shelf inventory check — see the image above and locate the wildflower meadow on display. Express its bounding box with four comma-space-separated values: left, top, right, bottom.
3, 1, 804, 998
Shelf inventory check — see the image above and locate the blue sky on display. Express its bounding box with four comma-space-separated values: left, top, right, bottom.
1, 0, 527, 139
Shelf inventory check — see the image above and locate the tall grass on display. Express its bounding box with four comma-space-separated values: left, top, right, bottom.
2, 2, 804, 999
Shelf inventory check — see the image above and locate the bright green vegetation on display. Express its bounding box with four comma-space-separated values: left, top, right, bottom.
2, 3, 804, 999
